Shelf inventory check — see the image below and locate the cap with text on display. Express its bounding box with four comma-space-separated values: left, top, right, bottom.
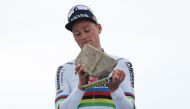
65, 5, 98, 31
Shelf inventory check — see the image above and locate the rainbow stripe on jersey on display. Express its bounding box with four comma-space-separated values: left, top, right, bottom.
79, 87, 115, 108
55, 87, 135, 109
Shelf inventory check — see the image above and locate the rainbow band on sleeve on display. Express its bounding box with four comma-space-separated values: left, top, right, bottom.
125, 92, 136, 109
55, 95, 68, 109
124, 92, 135, 101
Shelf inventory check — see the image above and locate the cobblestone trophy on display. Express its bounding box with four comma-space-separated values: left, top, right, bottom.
75, 44, 117, 90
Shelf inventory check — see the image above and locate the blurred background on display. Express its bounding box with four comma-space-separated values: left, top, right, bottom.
0, 0, 190, 109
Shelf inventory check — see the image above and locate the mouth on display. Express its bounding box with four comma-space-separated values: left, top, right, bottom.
81, 40, 92, 45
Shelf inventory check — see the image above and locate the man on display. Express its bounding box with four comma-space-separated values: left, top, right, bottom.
55, 4, 136, 109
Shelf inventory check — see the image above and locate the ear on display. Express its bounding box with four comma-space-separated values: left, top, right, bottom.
97, 24, 102, 34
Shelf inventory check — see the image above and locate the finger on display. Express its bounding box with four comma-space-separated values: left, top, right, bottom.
113, 71, 120, 82
117, 70, 122, 77
116, 70, 125, 82
119, 70, 125, 82
116, 70, 125, 79
78, 68, 88, 78
115, 71, 120, 80
77, 67, 84, 75
75, 64, 81, 72
121, 70, 125, 79
111, 71, 117, 82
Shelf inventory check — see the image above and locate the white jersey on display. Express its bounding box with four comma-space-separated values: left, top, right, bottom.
55, 54, 136, 109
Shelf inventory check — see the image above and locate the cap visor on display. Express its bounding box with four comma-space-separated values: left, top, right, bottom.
65, 18, 97, 31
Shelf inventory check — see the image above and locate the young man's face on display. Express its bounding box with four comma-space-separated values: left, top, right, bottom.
71, 20, 102, 49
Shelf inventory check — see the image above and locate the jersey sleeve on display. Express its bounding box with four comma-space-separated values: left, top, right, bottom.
111, 58, 136, 109
55, 65, 85, 109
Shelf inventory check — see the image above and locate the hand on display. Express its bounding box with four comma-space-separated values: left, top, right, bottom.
108, 69, 125, 92
75, 64, 89, 90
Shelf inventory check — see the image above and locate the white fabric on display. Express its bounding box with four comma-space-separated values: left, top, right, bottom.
55, 54, 135, 109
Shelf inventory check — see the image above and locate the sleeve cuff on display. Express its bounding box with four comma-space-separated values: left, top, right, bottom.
111, 87, 125, 100
70, 87, 85, 100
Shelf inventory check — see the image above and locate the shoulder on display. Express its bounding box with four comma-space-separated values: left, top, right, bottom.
58, 60, 75, 68
56, 60, 76, 75
108, 54, 134, 73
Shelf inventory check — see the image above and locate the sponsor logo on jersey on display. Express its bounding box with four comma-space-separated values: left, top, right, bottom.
125, 62, 134, 88
57, 66, 63, 90
57, 90, 63, 95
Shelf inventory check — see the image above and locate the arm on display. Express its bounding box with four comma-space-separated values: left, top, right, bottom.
55, 65, 85, 109
108, 59, 136, 109
111, 87, 135, 109
56, 88, 84, 109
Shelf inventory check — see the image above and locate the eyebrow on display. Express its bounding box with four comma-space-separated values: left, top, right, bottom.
72, 25, 90, 33
82, 25, 90, 29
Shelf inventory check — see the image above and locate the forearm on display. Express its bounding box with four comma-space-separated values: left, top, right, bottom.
111, 87, 135, 109
56, 88, 84, 109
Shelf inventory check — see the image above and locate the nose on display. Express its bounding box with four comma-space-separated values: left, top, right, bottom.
80, 33, 88, 39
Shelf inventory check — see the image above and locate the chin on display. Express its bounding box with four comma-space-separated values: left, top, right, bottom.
82, 44, 92, 47
80, 43, 98, 49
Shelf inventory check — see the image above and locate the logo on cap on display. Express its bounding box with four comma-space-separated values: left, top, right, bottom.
67, 5, 94, 20
70, 14, 89, 22
65, 5, 97, 31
